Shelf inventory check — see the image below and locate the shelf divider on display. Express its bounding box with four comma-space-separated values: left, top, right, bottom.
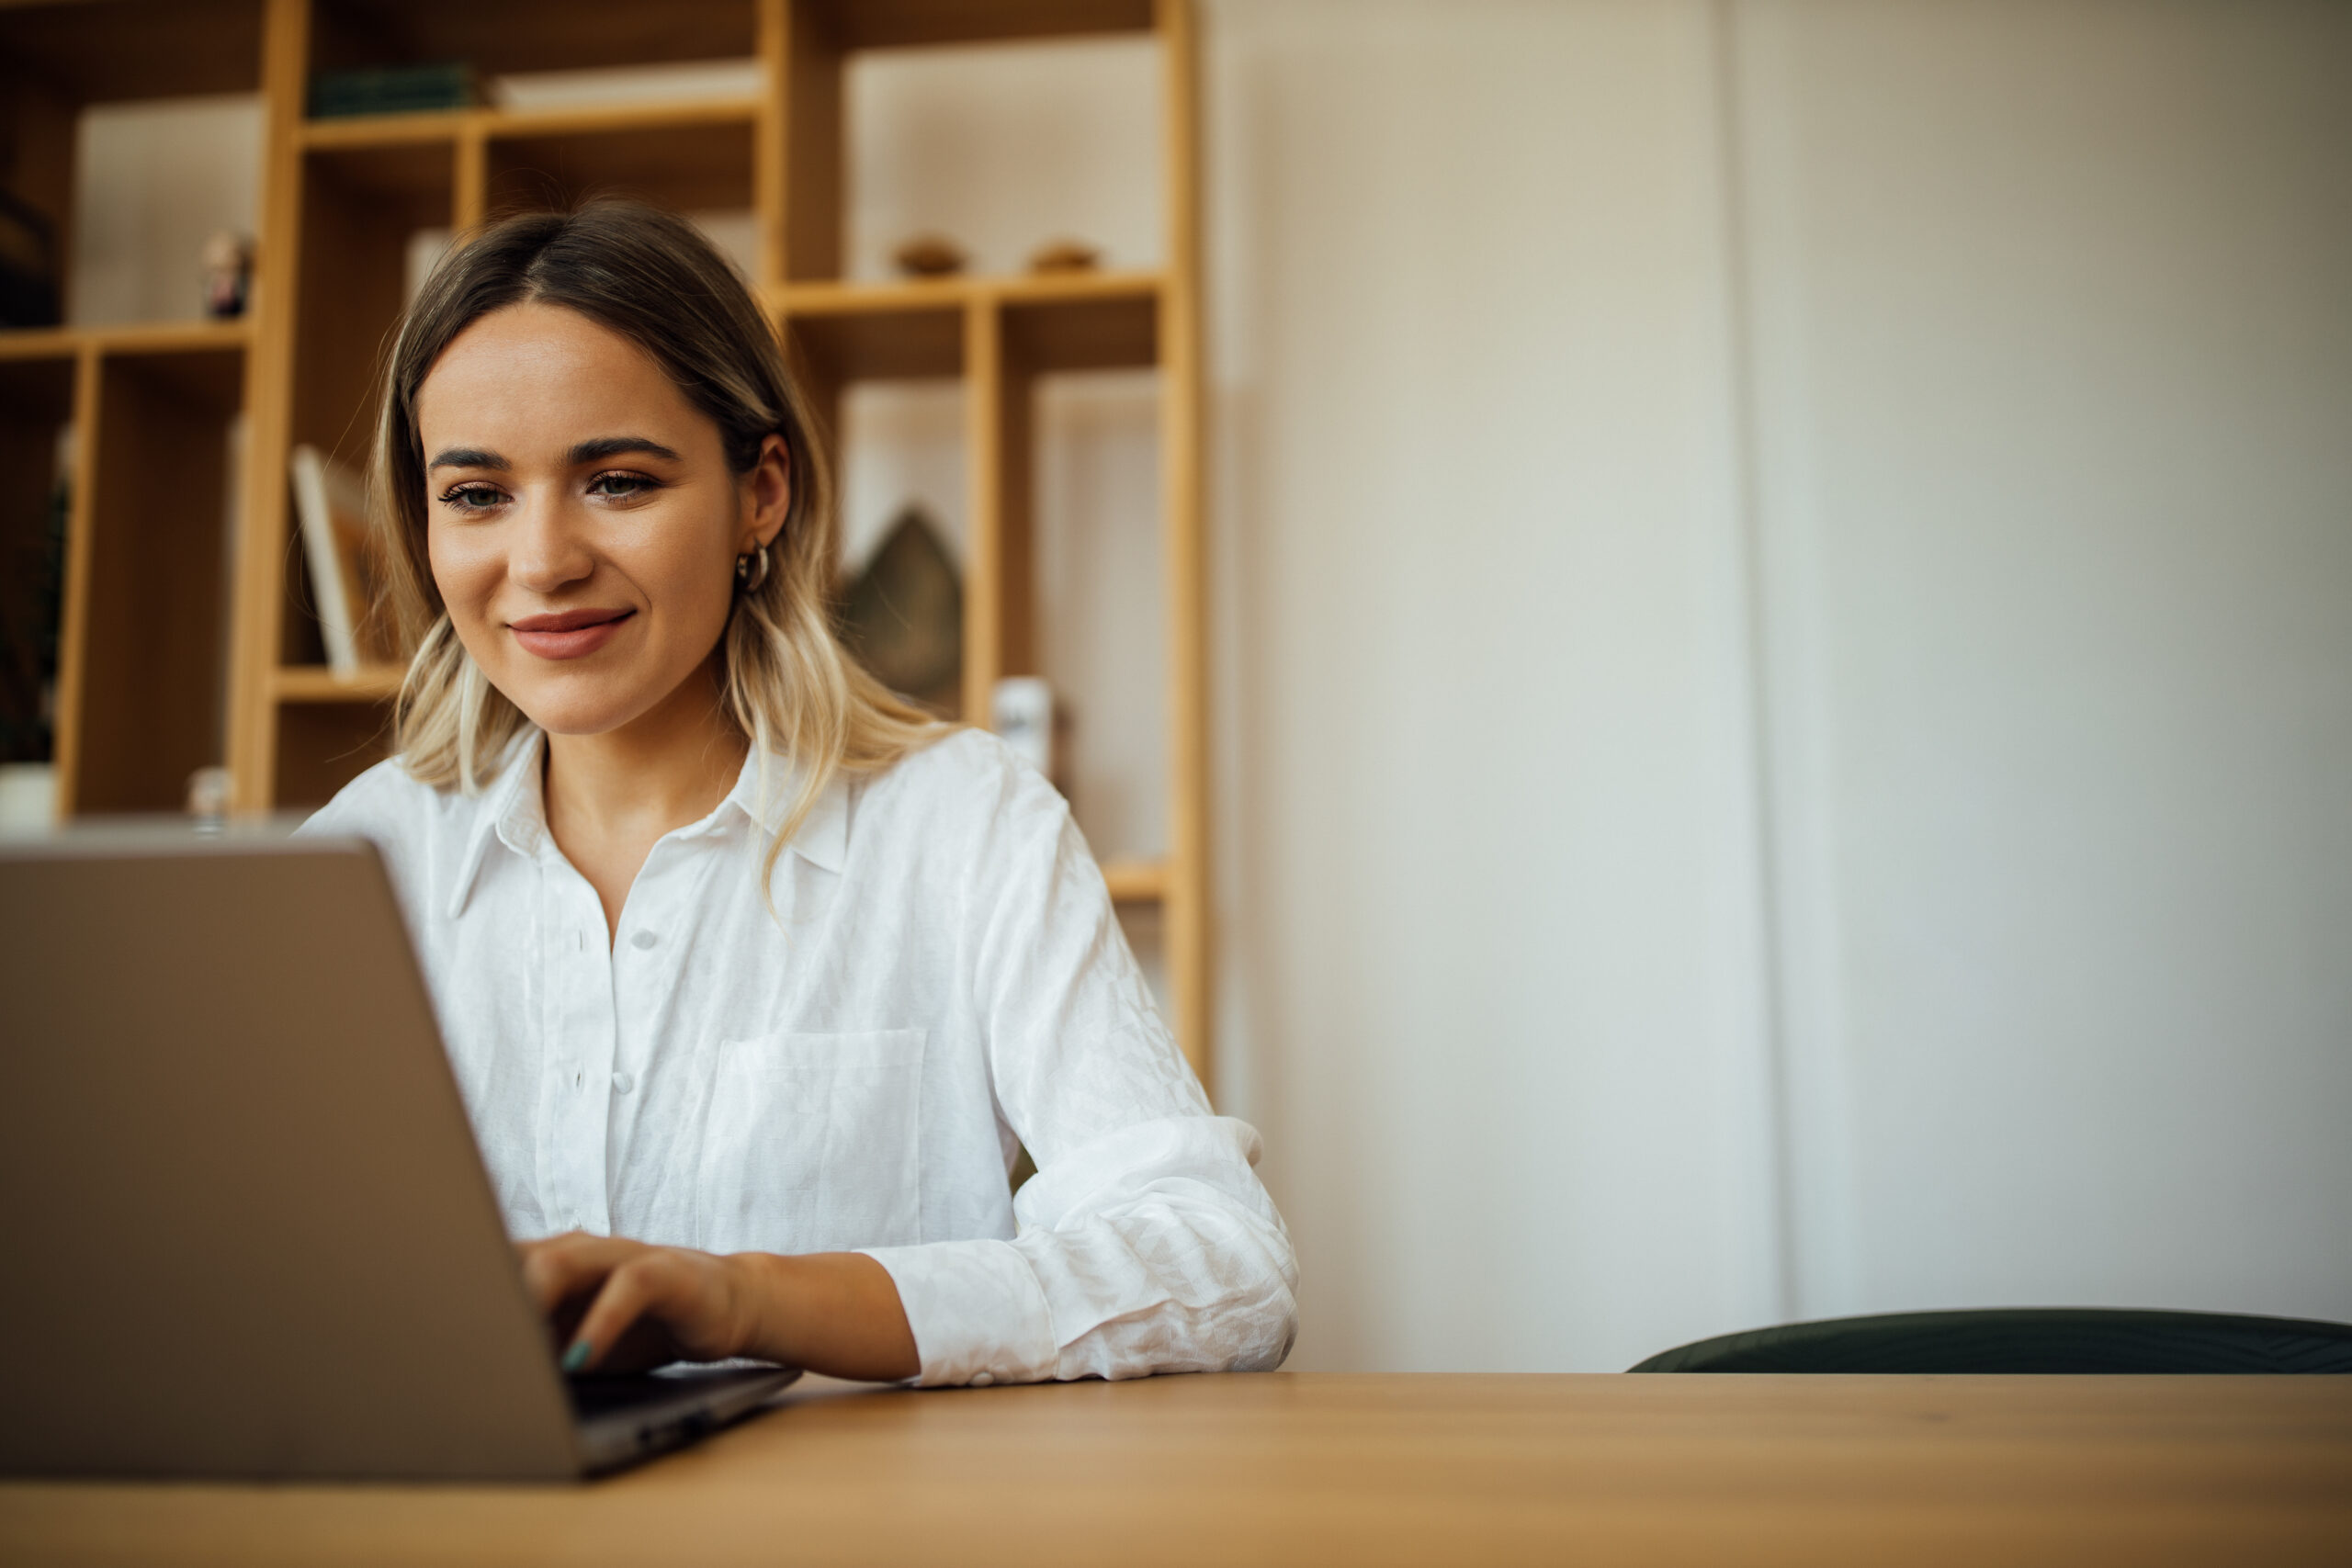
1157, 0, 1210, 1083
225, 0, 315, 816
779, 0, 845, 284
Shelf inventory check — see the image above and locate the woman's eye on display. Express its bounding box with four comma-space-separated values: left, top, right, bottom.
440, 483, 505, 512
588, 471, 659, 501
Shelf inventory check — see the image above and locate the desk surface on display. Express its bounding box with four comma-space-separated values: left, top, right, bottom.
5, 1373, 2348, 1566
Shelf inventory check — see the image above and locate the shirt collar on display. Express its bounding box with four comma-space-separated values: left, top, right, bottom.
716, 744, 849, 874
444, 729, 848, 919
447, 730, 549, 919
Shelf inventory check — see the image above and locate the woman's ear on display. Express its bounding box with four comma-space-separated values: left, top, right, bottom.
741, 433, 791, 553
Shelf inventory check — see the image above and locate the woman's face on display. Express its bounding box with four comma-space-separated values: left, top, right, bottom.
415, 301, 786, 739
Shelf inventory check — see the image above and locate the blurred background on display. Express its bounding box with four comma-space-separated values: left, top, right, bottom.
5, 0, 2348, 1373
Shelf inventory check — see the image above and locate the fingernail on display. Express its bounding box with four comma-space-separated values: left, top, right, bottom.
562, 1340, 592, 1373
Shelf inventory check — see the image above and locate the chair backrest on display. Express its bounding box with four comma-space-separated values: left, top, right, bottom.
1629, 1308, 2352, 1373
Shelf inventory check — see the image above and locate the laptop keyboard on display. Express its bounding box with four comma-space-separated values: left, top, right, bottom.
565, 1364, 786, 1419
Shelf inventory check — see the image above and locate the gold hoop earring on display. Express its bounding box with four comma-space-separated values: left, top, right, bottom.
733, 544, 771, 593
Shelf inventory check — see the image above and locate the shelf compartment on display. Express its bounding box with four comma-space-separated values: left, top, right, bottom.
0, 356, 75, 768
311, 0, 757, 81
0, 360, 76, 416
782, 298, 966, 389
786, 3, 1161, 283
486, 107, 758, 217
300, 139, 459, 220
288, 139, 455, 468
272, 694, 393, 809
800, 0, 1153, 51
0, 0, 264, 104
1003, 287, 1156, 373
274, 664, 405, 704
278, 138, 456, 682
62, 343, 244, 813
1023, 364, 1168, 864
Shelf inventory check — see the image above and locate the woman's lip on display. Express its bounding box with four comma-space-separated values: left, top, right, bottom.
512, 611, 633, 660
510, 608, 631, 633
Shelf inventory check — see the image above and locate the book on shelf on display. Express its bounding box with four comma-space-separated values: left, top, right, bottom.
306, 62, 478, 119
289, 446, 395, 680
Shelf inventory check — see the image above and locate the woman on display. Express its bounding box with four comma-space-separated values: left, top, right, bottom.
298, 200, 1295, 1386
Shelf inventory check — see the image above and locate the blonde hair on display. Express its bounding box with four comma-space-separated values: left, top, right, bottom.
373, 200, 941, 885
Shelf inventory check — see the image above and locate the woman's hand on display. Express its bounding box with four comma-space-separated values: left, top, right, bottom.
519, 1234, 758, 1373
517, 1234, 922, 1382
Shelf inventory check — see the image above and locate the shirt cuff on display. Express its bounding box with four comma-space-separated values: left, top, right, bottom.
859, 1238, 1062, 1387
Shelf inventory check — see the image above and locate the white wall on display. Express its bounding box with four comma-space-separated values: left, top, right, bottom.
845, 38, 1161, 280
1202, 0, 2352, 1370
1202, 0, 1784, 1371
1729, 0, 2352, 1322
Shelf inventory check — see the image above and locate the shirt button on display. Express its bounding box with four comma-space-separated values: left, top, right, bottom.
630, 929, 658, 951
969, 1372, 994, 1388
612, 1072, 636, 1094
572, 1071, 583, 1089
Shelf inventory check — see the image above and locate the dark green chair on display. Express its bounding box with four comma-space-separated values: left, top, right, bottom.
1629, 1308, 2352, 1374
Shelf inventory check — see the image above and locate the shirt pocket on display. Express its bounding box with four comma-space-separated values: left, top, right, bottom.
691, 1029, 927, 1256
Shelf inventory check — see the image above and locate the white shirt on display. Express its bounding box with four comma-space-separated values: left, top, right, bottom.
297, 727, 1296, 1385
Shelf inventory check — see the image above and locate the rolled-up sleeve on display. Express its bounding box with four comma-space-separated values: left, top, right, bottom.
864, 761, 1298, 1385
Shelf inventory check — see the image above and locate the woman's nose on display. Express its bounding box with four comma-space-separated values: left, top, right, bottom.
507, 495, 594, 593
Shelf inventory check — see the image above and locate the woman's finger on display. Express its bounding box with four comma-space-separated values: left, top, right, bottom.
563, 1254, 679, 1373
517, 1232, 641, 1314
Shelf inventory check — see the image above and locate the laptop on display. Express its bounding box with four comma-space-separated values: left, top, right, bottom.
0, 822, 797, 1481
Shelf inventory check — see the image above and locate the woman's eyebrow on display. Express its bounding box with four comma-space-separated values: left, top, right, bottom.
570, 435, 682, 465
428, 447, 506, 471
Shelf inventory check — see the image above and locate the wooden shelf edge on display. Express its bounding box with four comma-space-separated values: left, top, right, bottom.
0, 319, 252, 362
773, 269, 1162, 318
299, 96, 765, 151
273, 666, 405, 704
991, 269, 1162, 308
0, 327, 79, 363
1100, 857, 1169, 904
818, 0, 1155, 51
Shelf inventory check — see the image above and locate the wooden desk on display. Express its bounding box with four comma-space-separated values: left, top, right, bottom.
4, 1373, 2347, 1565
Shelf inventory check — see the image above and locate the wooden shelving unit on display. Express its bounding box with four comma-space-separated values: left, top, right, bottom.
0, 0, 1214, 1081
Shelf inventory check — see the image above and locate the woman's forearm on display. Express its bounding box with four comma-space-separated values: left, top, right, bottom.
733, 1251, 921, 1382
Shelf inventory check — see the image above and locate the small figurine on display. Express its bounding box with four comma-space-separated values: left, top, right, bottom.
839, 506, 962, 710
990, 676, 1057, 781
1027, 239, 1100, 275
184, 765, 232, 824
201, 231, 252, 320
892, 233, 967, 278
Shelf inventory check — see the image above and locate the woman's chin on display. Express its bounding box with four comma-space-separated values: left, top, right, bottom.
481, 642, 726, 742
496, 681, 647, 739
